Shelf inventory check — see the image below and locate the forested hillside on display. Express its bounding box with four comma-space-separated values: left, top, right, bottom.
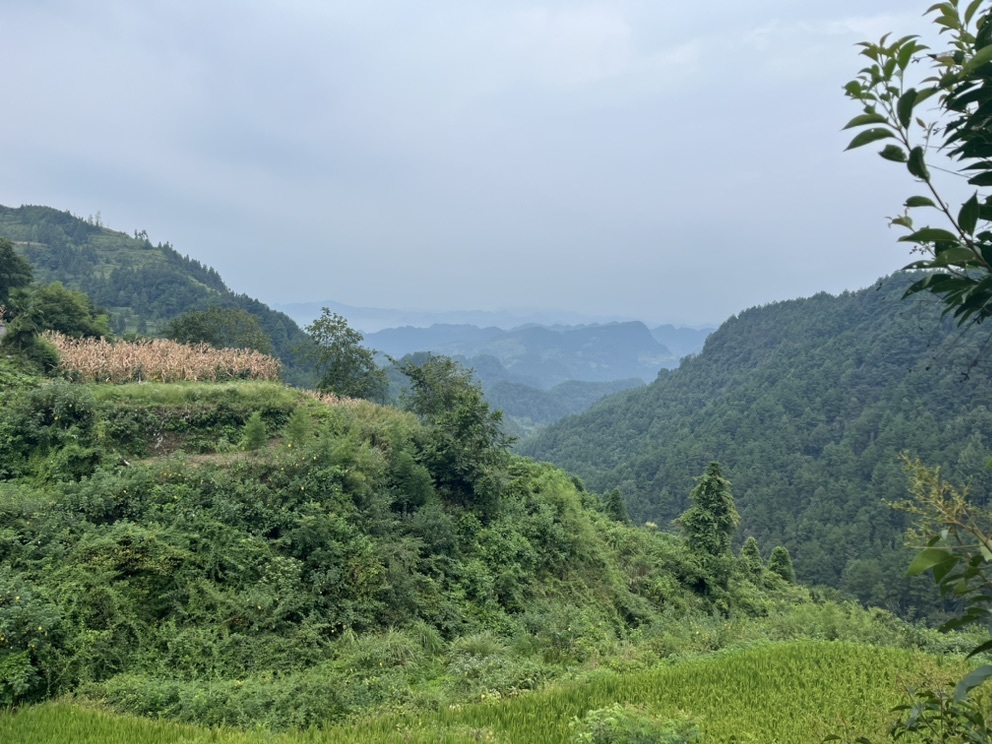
0, 205, 310, 382
523, 273, 992, 618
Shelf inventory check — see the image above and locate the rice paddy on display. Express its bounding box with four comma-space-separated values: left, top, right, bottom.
0, 641, 966, 743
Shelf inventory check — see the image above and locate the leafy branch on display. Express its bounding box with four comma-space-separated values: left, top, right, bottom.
844, 1, 992, 326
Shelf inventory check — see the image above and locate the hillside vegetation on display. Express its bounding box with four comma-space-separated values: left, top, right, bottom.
1, 345, 971, 734
523, 274, 992, 619
0, 205, 310, 382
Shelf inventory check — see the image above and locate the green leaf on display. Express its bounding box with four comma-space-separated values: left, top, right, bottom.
899, 228, 960, 244
965, 0, 984, 25
964, 44, 992, 74
897, 41, 918, 71
907, 146, 930, 179
897, 89, 918, 128
932, 247, 979, 267
954, 664, 992, 702
981, 542, 992, 561
842, 112, 889, 129
966, 639, 992, 660
845, 128, 895, 150
960, 193, 981, 234
907, 547, 957, 575
879, 144, 908, 162
905, 196, 937, 208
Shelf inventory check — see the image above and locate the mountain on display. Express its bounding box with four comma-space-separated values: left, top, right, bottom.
271, 300, 647, 334
650, 324, 714, 358
523, 273, 992, 618
369, 321, 679, 389
0, 205, 312, 384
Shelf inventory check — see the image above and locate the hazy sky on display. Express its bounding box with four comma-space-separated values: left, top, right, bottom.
2, 1, 936, 325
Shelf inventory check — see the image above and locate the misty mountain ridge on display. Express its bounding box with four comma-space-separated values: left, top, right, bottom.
366, 320, 699, 389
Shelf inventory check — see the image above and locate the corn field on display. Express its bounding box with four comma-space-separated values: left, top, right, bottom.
45, 332, 281, 383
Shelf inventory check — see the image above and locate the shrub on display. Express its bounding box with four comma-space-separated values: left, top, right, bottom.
571, 704, 700, 744
240, 412, 267, 451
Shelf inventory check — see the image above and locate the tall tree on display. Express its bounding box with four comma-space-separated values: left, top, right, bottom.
768, 546, 795, 584
678, 462, 739, 558
0, 238, 33, 307
399, 354, 512, 518
299, 309, 386, 400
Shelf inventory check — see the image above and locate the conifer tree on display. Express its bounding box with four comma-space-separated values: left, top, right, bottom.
739, 536, 764, 579
678, 462, 739, 558
768, 546, 796, 583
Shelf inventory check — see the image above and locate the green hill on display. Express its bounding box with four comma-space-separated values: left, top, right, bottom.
2, 343, 958, 732
0, 205, 311, 383
522, 273, 992, 618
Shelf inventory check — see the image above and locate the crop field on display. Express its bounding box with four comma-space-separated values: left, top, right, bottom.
46, 332, 282, 383
0, 641, 967, 743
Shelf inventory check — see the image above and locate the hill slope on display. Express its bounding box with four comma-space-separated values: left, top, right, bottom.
0, 205, 311, 382
522, 274, 992, 616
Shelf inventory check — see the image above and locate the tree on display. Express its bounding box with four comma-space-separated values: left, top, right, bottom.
844, 4, 992, 735
678, 462, 739, 559
768, 546, 796, 584
163, 306, 273, 355
299, 310, 386, 400
843, 2, 992, 326
677, 462, 740, 596
399, 354, 513, 517
739, 536, 764, 580
0, 239, 33, 306
603, 487, 632, 524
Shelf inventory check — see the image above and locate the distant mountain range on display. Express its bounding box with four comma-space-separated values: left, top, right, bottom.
271, 300, 661, 334
366, 321, 710, 389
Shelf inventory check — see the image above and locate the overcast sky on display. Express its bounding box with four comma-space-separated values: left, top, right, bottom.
2, 1, 939, 325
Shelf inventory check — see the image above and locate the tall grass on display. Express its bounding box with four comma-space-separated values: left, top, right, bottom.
0, 641, 968, 743
46, 332, 281, 383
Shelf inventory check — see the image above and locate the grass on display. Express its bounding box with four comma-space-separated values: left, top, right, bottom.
0, 641, 967, 743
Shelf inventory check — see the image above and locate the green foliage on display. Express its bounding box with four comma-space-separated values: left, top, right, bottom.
768, 546, 796, 584
0, 642, 964, 743
301, 310, 386, 400
603, 488, 631, 524
0, 206, 313, 385
163, 307, 272, 355
239, 411, 268, 451
282, 406, 312, 449
739, 536, 764, 579
400, 355, 513, 517
0, 380, 101, 480
0, 238, 33, 306
843, 3, 992, 326
16, 282, 111, 338
523, 274, 992, 617
570, 704, 699, 744
678, 463, 738, 559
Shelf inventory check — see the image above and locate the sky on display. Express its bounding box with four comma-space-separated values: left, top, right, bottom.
1, 1, 941, 325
